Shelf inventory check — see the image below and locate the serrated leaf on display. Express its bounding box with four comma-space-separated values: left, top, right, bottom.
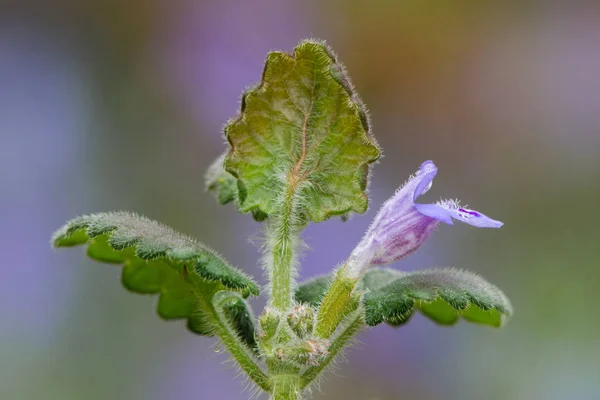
362, 268, 512, 328
295, 268, 512, 328
52, 212, 259, 337
224, 39, 380, 222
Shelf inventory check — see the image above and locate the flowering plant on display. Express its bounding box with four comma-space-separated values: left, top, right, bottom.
52, 39, 511, 400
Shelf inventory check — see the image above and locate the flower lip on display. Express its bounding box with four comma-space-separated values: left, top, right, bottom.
412, 162, 504, 229
453, 205, 503, 228
414, 202, 454, 225
392, 159, 505, 230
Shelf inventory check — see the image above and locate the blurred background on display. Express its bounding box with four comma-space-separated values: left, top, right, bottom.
1, 1, 599, 399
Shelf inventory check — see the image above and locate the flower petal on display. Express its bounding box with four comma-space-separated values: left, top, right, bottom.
413, 161, 438, 200
346, 161, 441, 275
419, 200, 503, 228
415, 203, 454, 225
451, 207, 503, 228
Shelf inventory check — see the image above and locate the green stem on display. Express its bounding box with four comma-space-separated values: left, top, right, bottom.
269, 183, 299, 311
270, 374, 302, 400
195, 283, 270, 392
301, 310, 363, 388
314, 266, 359, 338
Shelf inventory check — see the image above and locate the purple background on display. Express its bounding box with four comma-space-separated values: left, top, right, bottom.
1, 1, 600, 399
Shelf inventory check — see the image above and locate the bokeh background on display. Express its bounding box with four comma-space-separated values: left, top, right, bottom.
2, 1, 599, 399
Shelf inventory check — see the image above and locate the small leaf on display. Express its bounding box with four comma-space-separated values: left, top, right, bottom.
362, 268, 512, 328
224, 39, 380, 222
52, 212, 260, 337
213, 291, 257, 350
205, 152, 239, 206
205, 153, 270, 223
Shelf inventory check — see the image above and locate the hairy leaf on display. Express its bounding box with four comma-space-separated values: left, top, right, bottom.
295, 268, 512, 327
213, 291, 257, 350
206, 153, 270, 223
52, 212, 259, 337
224, 39, 380, 222
206, 152, 238, 206
294, 268, 387, 306
362, 268, 512, 327
295, 275, 331, 307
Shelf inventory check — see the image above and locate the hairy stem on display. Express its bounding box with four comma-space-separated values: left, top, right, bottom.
269, 182, 300, 311
270, 374, 302, 400
194, 282, 270, 392
314, 266, 359, 338
301, 309, 363, 388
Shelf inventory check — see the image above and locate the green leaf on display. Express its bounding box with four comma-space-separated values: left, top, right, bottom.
224, 39, 380, 222
206, 153, 271, 223
294, 275, 331, 307
293, 268, 387, 307
295, 268, 512, 328
52, 212, 259, 337
213, 291, 257, 350
206, 152, 238, 206
362, 268, 512, 328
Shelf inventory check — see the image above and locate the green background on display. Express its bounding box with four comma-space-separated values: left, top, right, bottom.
1, 1, 598, 399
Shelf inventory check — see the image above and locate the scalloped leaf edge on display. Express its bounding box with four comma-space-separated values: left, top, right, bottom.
362, 268, 513, 328
295, 268, 512, 328
52, 212, 259, 296
223, 38, 380, 222
52, 212, 260, 337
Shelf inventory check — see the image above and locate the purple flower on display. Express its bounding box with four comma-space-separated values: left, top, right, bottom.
346, 161, 502, 276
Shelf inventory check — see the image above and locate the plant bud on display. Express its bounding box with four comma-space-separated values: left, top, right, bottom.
287, 305, 315, 338
288, 339, 330, 366
259, 307, 280, 340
